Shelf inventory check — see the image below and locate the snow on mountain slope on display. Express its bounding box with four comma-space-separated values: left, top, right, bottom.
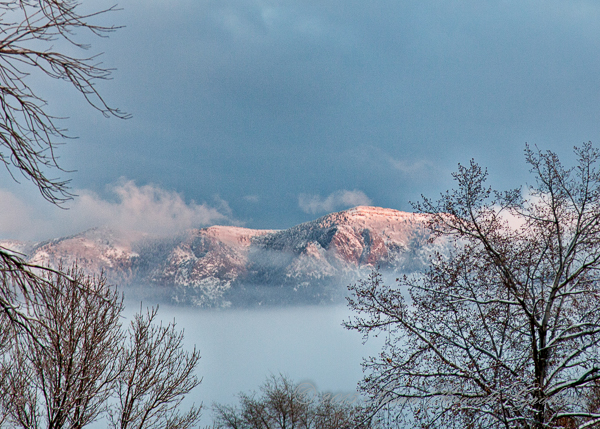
145, 226, 276, 306
22, 227, 143, 285
0, 239, 35, 257
0, 207, 440, 307
251, 206, 432, 274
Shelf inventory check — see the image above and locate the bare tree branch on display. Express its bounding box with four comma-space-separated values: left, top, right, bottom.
0, 264, 124, 429
108, 306, 202, 429
0, 0, 128, 361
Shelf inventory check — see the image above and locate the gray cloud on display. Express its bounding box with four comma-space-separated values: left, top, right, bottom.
8, 0, 600, 235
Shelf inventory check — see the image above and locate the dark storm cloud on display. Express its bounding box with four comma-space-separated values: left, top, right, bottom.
9, 0, 600, 236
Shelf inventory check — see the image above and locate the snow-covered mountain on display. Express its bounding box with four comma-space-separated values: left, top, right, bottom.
0, 206, 441, 307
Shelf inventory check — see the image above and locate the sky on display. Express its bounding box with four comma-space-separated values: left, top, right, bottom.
2, 0, 600, 240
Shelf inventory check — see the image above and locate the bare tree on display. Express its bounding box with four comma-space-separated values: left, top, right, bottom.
0, 0, 128, 337
108, 307, 202, 429
0, 0, 129, 203
0, 271, 204, 429
213, 374, 377, 429
0, 264, 124, 429
346, 143, 600, 428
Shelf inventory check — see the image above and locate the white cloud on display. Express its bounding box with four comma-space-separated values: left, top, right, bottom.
0, 180, 233, 241
0, 189, 39, 239
298, 190, 372, 215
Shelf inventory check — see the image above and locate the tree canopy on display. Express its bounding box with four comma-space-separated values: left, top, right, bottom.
346, 143, 600, 428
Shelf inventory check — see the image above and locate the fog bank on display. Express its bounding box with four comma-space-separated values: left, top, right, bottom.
121, 304, 385, 426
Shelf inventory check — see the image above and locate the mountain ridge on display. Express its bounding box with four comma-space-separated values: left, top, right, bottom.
1, 206, 440, 307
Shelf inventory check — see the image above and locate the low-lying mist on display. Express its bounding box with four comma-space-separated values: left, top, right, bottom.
118, 301, 385, 427
123, 268, 410, 309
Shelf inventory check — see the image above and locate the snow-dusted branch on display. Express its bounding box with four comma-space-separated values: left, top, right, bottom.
347, 143, 600, 428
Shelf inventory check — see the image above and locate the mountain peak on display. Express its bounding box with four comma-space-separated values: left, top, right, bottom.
322, 205, 422, 223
